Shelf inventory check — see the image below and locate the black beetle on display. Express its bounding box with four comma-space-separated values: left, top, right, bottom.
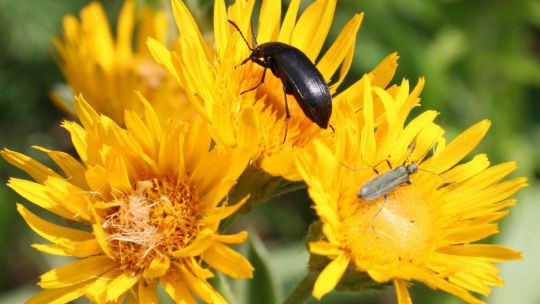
227, 20, 332, 142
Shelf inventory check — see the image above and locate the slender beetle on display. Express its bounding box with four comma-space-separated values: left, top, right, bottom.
227, 20, 332, 142
358, 162, 418, 200
353, 160, 419, 232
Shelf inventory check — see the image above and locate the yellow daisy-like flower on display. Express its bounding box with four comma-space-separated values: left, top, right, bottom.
2, 97, 253, 303
52, 0, 193, 123
148, 0, 398, 180
295, 76, 527, 303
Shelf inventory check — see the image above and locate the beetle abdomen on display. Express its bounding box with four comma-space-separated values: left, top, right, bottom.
260, 42, 332, 128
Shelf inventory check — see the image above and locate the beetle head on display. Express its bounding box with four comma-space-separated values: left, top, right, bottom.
407, 162, 418, 175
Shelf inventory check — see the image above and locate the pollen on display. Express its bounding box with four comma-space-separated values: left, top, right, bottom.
104, 178, 200, 275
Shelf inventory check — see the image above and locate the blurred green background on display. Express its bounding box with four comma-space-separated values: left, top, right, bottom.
0, 0, 539, 303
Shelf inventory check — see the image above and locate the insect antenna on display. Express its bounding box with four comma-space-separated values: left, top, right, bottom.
227, 20, 254, 51
417, 167, 462, 192
370, 195, 387, 232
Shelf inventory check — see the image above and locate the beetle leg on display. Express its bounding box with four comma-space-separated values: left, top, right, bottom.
371, 194, 387, 233
282, 88, 291, 144
240, 61, 268, 95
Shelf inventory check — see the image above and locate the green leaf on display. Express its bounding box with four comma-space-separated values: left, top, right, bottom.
209, 272, 237, 304
243, 231, 282, 304
221, 167, 305, 232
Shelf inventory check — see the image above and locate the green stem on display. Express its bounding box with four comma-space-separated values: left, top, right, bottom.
283, 271, 318, 304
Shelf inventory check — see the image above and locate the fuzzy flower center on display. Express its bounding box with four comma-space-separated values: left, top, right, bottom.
103, 178, 200, 275
345, 182, 438, 267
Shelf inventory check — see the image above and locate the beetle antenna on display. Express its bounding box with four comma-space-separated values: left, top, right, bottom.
227, 20, 254, 51
416, 167, 462, 192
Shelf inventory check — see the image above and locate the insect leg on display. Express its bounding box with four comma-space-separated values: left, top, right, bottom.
240, 59, 268, 95
282, 88, 291, 143
371, 194, 387, 232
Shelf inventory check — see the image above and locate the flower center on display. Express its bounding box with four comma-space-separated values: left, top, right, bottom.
103, 178, 199, 275
345, 182, 438, 268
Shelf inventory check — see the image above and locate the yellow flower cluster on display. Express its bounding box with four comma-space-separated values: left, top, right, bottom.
1, 0, 526, 303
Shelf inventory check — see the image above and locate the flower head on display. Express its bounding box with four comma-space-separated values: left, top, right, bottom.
148, 0, 398, 180
2, 96, 253, 303
296, 76, 527, 303
52, 0, 193, 123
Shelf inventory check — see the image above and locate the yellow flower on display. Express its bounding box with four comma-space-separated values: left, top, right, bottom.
295, 76, 527, 303
148, 0, 399, 180
2, 96, 253, 303
51, 0, 193, 123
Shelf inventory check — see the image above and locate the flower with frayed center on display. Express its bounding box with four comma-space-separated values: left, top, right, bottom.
295, 76, 527, 303
148, 0, 399, 180
2, 96, 253, 303
52, 0, 193, 123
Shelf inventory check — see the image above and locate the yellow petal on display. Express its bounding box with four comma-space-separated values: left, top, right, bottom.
62, 121, 89, 163
444, 224, 498, 243
74, 95, 100, 130
91, 212, 115, 259
177, 263, 226, 304
309, 241, 342, 256
214, 230, 249, 244
213, 0, 228, 58
257, 0, 281, 43
201, 197, 248, 226
143, 255, 170, 279
32, 239, 102, 258
369, 52, 399, 88
116, 0, 135, 62
443, 154, 490, 183
138, 279, 158, 304
202, 242, 254, 279
171, 0, 211, 61
393, 279, 412, 304
33, 146, 88, 189
361, 76, 376, 161
237, 107, 259, 153
172, 229, 214, 257
292, 0, 336, 61
312, 253, 350, 300
137, 6, 167, 50
261, 149, 302, 181
124, 109, 153, 148
183, 117, 212, 175
43, 177, 93, 221
438, 244, 522, 261
106, 272, 141, 302
423, 120, 491, 173
40, 255, 115, 289
146, 38, 181, 83
427, 276, 485, 304
317, 13, 363, 84
1, 149, 60, 183
27, 281, 89, 304
84, 269, 122, 303
9, 179, 76, 221
458, 162, 518, 193
191, 149, 249, 209
278, 0, 301, 43
80, 2, 115, 69
161, 270, 197, 304
105, 156, 133, 193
